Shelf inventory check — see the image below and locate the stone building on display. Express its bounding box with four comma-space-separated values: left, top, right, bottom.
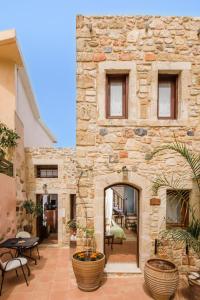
25, 147, 76, 245
1, 16, 200, 273
76, 15, 200, 271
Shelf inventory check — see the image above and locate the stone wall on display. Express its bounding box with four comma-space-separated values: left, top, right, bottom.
15, 113, 27, 230
0, 174, 16, 241
25, 148, 76, 245
76, 15, 200, 270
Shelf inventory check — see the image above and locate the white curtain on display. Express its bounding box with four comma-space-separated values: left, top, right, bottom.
42, 195, 48, 226
166, 199, 181, 223
105, 188, 113, 233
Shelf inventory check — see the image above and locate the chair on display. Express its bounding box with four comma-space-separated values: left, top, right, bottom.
16, 231, 40, 261
0, 251, 30, 296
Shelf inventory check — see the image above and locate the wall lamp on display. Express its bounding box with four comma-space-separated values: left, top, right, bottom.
122, 166, 129, 179
198, 29, 200, 38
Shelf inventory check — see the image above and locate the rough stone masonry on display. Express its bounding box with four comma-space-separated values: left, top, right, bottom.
76, 15, 200, 271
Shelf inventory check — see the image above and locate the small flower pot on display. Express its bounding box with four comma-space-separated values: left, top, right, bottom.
144, 258, 179, 300
72, 251, 105, 291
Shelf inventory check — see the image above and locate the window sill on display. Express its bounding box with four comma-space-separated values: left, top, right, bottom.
97, 119, 191, 127
36, 177, 58, 179
166, 224, 188, 229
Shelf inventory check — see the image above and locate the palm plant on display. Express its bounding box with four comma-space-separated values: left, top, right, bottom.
0, 122, 20, 159
148, 139, 200, 256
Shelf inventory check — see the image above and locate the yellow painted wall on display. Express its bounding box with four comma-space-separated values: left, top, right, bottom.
0, 60, 16, 129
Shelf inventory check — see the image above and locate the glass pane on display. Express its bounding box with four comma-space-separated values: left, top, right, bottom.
110, 81, 123, 116
158, 82, 171, 117
40, 170, 46, 177
166, 197, 181, 224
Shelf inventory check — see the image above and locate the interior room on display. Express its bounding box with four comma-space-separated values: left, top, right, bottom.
36, 194, 58, 244
104, 184, 139, 265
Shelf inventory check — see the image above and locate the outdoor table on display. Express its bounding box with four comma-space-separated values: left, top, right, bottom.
0, 237, 39, 265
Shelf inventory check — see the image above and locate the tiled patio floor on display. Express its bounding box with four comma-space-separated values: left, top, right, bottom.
0, 246, 192, 300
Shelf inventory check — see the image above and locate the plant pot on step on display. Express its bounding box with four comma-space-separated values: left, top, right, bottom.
144, 258, 179, 300
188, 272, 200, 300
72, 251, 105, 291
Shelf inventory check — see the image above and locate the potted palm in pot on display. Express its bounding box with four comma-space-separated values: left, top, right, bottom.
158, 213, 200, 300
69, 165, 105, 292
67, 221, 105, 291
72, 226, 105, 292
145, 140, 200, 300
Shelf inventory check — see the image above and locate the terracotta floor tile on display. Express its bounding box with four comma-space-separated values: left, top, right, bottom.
31, 291, 51, 300
1, 246, 190, 300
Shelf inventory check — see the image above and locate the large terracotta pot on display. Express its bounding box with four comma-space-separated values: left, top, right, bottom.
72, 251, 105, 291
188, 272, 200, 300
144, 258, 179, 300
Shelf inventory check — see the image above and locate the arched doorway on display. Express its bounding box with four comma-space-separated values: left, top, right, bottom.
104, 183, 139, 267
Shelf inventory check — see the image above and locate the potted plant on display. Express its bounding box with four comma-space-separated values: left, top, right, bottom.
67, 219, 77, 247
67, 219, 77, 235
22, 199, 43, 233
160, 211, 200, 300
146, 140, 200, 299
69, 164, 105, 292
67, 222, 105, 291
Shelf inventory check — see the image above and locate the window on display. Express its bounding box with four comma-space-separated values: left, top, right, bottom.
36, 165, 58, 178
106, 74, 128, 119
158, 74, 178, 119
166, 190, 190, 228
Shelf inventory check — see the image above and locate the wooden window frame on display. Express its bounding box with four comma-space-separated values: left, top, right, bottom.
106, 74, 128, 119
36, 165, 58, 178
166, 190, 189, 229
157, 74, 178, 120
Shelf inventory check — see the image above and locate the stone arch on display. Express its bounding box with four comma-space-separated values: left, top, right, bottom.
94, 171, 152, 269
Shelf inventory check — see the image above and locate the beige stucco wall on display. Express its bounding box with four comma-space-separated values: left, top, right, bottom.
0, 174, 16, 241
16, 69, 54, 147
25, 148, 76, 245
76, 15, 200, 270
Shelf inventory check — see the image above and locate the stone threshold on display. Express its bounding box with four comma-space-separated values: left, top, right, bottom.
104, 262, 142, 275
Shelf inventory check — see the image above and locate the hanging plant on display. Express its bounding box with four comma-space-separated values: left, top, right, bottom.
0, 122, 20, 160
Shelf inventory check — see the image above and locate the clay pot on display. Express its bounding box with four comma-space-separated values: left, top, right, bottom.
188, 272, 200, 300
144, 258, 179, 300
72, 251, 105, 291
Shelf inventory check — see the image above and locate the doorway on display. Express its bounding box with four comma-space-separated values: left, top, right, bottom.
36, 194, 58, 244
104, 184, 139, 267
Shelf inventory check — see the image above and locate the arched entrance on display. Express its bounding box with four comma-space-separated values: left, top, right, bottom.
94, 171, 151, 271
104, 184, 139, 267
